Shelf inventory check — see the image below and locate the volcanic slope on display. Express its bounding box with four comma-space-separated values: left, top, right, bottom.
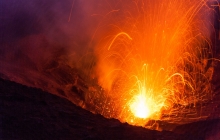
0, 77, 208, 140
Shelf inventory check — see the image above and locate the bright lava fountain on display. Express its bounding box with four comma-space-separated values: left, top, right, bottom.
80, 0, 215, 128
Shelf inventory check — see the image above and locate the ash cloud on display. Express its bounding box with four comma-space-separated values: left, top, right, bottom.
0, 0, 125, 107
0, 0, 121, 71
0, 0, 108, 98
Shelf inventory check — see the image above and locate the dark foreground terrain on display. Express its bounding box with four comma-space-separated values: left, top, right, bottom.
1, 78, 220, 140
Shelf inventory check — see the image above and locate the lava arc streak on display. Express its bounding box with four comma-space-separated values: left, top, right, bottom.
128, 63, 168, 120
90, 0, 214, 127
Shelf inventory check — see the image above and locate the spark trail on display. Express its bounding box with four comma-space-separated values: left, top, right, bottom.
86, 0, 214, 128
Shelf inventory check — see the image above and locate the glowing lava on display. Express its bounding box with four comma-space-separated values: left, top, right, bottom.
86, 0, 214, 128
130, 88, 151, 119
129, 64, 165, 119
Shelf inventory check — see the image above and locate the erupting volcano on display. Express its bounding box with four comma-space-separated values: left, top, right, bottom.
0, 0, 219, 134
88, 0, 215, 128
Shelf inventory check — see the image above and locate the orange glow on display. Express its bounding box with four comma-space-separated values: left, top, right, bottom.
128, 64, 167, 119
85, 0, 214, 128
130, 87, 155, 119
130, 92, 150, 118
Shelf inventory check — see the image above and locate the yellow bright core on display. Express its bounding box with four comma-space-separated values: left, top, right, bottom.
130, 87, 152, 119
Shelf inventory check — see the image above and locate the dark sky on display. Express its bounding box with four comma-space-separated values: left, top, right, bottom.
0, 0, 91, 43
0, 0, 110, 70
0, 0, 128, 63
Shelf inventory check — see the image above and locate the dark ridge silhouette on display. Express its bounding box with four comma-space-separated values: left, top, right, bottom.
0, 78, 206, 140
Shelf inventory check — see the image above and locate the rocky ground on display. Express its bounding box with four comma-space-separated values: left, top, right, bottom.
1, 77, 219, 140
